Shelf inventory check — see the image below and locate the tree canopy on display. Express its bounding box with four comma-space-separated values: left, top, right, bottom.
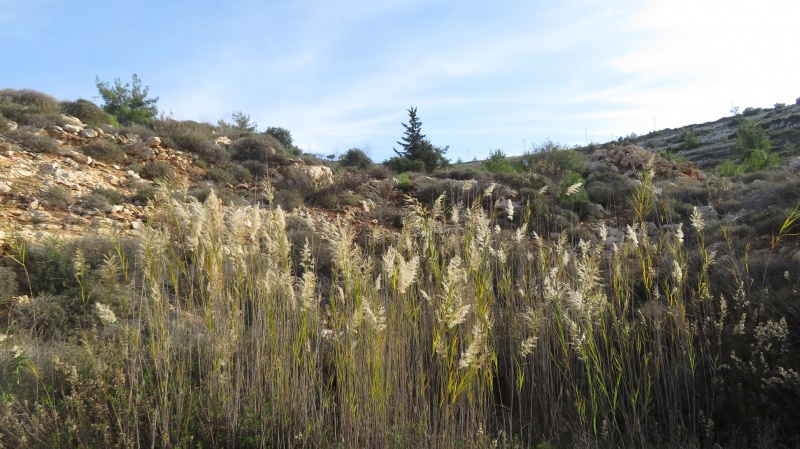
393, 107, 447, 172
95, 74, 159, 126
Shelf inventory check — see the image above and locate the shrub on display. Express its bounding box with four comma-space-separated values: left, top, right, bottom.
43, 185, 73, 209
223, 163, 253, 183
735, 118, 771, 158
82, 140, 126, 163
196, 142, 230, 166
92, 187, 123, 205
133, 184, 156, 204
140, 160, 175, 180
0, 266, 18, 314
523, 141, 587, 178
229, 134, 283, 162
396, 173, 412, 192
189, 184, 212, 203
369, 164, 393, 180
683, 129, 701, 150
5, 129, 60, 153
241, 160, 270, 179
482, 149, 516, 174
557, 171, 588, 206
206, 167, 235, 184
60, 99, 116, 127
339, 148, 373, 169
717, 159, 744, 177
741, 149, 779, 173
170, 133, 207, 154
0, 88, 60, 113
384, 156, 425, 174
82, 193, 112, 213
586, 171, 632, 208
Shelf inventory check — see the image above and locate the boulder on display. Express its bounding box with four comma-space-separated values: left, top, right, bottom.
62, 124, 82, 134
80, 128, 99, 138
22, 210, 52, 224
214, 136, 232, 147
61, 115, 83, 127
146, 136, 162, 148
285, 165, 334, 191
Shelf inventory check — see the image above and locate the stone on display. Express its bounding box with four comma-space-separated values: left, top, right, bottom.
47, 125, 65, 134
0, 181, 11, 194
697, 205, 719, 220
145, 136, 162, 148
411, 176, 439, 191
80, 128, 98, 138
788, 156, 800, 173
65, 150, 91, 165
285, 165, 334, 191
214, 136, 232, 147
62, 124, 82, 134
61, 115, 83, 127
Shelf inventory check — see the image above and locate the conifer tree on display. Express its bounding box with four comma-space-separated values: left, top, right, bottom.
393, 106, 448, 172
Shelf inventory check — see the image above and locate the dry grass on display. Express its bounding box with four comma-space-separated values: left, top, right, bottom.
0, 176, 798, 448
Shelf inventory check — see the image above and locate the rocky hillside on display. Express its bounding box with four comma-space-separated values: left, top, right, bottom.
623, 102, 800, 168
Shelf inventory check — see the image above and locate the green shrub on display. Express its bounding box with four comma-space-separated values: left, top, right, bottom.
0, 88, 60, 113
396, 173, 412, 192
369, 164, 394, 180
482, 149, 516, 174
133, 184, 156, 204
384, 156, 425, 174
741, 149, 779, 172
0, 266, 18, 314
224, 163, 253, 183
339, 148, 373, 169
523, 141, 587, 178
230, 134, 283, 162
683, 129, 701, 150
586, 171, 632, 208
95, 74, 159, 126
241, 160, 270, 179
557, 171, 588, 206
5, 129, 60, 153
140, 160, 175, 180
60, 99, 115, 127
189, 184, 212, 203
92, 187, 123, 205
735, 119, 771, 158
43, 185, 73, 209
206, 167, 235, 184
83, 193, 112, 213
82, 140, 126, 163
196, 142, 230, 166
717, 159, 744, 177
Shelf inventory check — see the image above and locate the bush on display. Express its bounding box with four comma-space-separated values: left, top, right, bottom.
95, 74, 159, 126
196, 142, 230, 166
735, 119, 771, 158
223, 163, 253, 183
482, 149, 516, 174
523, 142, 587, 178
60, 99, 116, 127
557, 171, 588, 207
396, 173, 412, 192
384, 156, 425, 174
92, 187, 123, 205
230, 134, 283, 162
140, 160, 175, 180
241, 160, 270, 179
82, 140, 126, 163
0, 266, 18, 314
586, 171, 632, 208
82, 193, 112, 213
5, 129, 60, 153
206, 167, 235, 184
133, 184, 156, 204
339, 148, 373, 169
683, 129, 701, 150
0, 88, 60, 113
43, 185, 73, 209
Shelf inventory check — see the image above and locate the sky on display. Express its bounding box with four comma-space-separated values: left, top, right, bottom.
2, 0, 799, 162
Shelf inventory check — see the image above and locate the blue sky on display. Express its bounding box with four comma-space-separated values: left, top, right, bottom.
2, 0, 799, 162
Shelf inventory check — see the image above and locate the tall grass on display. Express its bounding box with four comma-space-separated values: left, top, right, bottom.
1, 179, 798, 448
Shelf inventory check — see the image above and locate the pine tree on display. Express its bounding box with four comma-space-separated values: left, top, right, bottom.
393, 106, 448, 172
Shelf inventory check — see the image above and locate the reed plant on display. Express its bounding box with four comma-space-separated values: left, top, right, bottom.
1, 172, 798, 448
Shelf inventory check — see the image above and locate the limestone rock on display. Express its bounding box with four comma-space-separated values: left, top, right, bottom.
61, 115, 83, 127
285, 165, 334, 191
0, 181, 11, 194
146, 136, 162, 148
214, 136, 232, 147
22, 210, 52, 224
80, 128, 98, 138
63, 124, 82, 134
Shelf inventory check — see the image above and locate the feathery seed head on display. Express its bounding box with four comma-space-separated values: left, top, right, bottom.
691, 207, 705, 232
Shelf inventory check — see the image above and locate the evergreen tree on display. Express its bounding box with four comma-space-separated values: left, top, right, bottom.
393, 106, 447, 172
95, 74, 159, 126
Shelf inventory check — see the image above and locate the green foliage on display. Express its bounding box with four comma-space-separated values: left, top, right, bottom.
43, 185, 73, 209
339, 148, 373, 169
735, 118, 771, 157
0, 266, 18, 313
384, 156, 425, 174
393, 106, 448, 172
717, 159, 744, 177
742, 148, 779, 172
683, 129, 701, 149
92, 187, 123, 205
5, 129, 60, 153
523, 141, 586, 178
82, 140, 126, 163
396, 173, 412, 192
60, 99, 116, 127
263, 127, 296, 154
482, 149, 516, 174
95, 74, 159, 126
205, 167, 235, 184
133, 184, 156, 204
230, 134, 283, 163
227, 111, 258, 132
659, 148, 687, 162
557, 171, 588, 206
140, 160, 175, 180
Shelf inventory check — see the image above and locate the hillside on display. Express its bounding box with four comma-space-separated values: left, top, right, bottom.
2, 89, 800, 448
